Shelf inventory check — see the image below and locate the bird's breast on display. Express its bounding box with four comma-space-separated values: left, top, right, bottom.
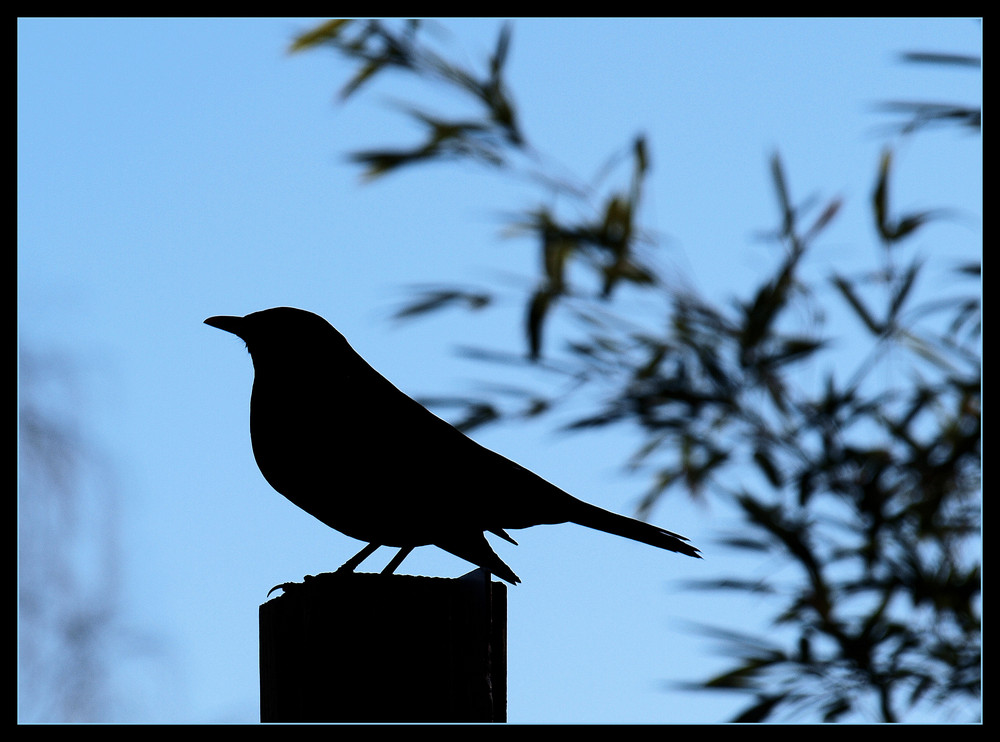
247, 378, 420, 542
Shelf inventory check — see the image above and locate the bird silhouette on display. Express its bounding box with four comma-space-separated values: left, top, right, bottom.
205, 307, 700, 584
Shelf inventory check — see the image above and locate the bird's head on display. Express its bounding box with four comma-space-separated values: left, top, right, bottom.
205, 307, 350, 372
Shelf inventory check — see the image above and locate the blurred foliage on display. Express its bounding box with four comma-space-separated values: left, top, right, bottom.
18, 349, 121, 721
292, 19, 522, 178
875, 50, 982, 134
292, 19, 980, 722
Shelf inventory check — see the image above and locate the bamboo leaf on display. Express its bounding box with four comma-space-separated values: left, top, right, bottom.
888, 260, 922, 321
732, 694, 786, 723
873, 149, 892, 241
832, 274, 884, 335
526, 287, 555, 359
392, 287, 492, 320
289, 19, 352, 53
802, 196, 842, 243
771, 152, 794, 238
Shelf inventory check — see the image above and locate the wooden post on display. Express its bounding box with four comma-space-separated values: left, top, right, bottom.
259, 569, 507, 723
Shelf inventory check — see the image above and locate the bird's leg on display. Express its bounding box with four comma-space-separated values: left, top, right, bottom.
381, 546, 414, 575
336, 542, 381, 574
268, 542, 383, 596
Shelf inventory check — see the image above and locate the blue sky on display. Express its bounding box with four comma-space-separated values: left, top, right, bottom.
18, 18, 981, 723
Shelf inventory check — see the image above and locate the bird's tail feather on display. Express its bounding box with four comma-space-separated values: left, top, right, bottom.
569, 501, 701, 559
435, 534, 522, 585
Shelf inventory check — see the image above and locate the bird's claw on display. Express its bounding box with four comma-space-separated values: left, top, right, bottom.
267, 580, 303, 597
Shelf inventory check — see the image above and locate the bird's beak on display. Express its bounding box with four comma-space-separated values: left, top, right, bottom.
204, 315, 246, 339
